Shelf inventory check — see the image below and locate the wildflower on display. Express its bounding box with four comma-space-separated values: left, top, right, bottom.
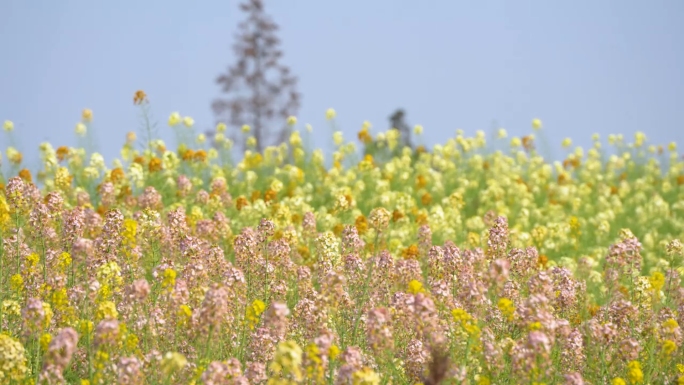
329, 345, 341, 360
414, 124, 423, 135
10, 274, 24, 294
133, 90, 147, 104
161, 268, 177, 292
82, 108, 93, 122
532, 118, 542, 130
0, 334, 28, 382
246, 299, 267, 330
661, 339, 677, 356
358, 126, 373, 144
3, 119, 14, 132
634, 132, 646, 147
402, 244, 420, 260
626, 361, 643, 384
352, 367, 381, 385
39, 333, 52, 351
497, 128, 508, 138
333, 131, 344, 146
407, 280, 426, 294
42, 327, 78, 370
95, 301, 118, 321
667, 239, 683, 256
562, 138, 572, 148
270, 340, 303, 381
498, 297, 516, 321
612, 379, 626, 385
78, 319, 94, 337
649, 271, 665, 293
326, 108, 336, 120
368, 207, 391, 231
148, 157, 163, 172
183, 116, 194, 128
287, 116, 297, 125
160, 352, 187, 376
75, 122, 87, 136
215, 122, 227, 132
168, 112, 181, 126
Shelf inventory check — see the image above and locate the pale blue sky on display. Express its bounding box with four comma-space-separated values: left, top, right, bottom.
1, 0, 683, 168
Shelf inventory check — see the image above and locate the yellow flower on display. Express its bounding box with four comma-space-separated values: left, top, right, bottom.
126, 131, 136, 143
10, 274, 24, 293
82, 109, 93, 122
497, 298, 515, 321
270, 340, 303, 381
634, 131, 646, 147
241, 124, 251, 133
333, 131, 344, 146
562, 138, 572, 148
290, 131, 302, 147
626, 361, 643, 384
162, 268, 177, 292
452, 308, 472, 323
664, 318, 679, 331
662, 339, 677, 356
352, 367, 381, 385
39, 333, 52, 351
178, 305, 192, 327
95, 301, 118, 321
287, 116, 297, 125
407, 280, 426, 294
668, 142, 677, 152
326, 108, 336, 120
78, 319, 94, 336
246, 299, 267, 330
216, 122, 227, 132
168, 112, 181, 126
3, 119, 14, 132
414, 125, 424, 135
532, 118, 542, 130
497, 128, 507, 139
161, 352, 187, 375
328, 345, 341, 360
183, 116, 194, 128
75, 122, 87, 136
612, 379, 626, 385
526, 321, 542, 331
0, 334, 28, 382
649, 271, 665, 292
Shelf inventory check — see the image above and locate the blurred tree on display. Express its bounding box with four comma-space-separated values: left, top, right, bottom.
389, 108, 413, 150
212, 0, 300, 153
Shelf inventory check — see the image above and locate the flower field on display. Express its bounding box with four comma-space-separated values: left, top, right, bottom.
2, 96, 684, 384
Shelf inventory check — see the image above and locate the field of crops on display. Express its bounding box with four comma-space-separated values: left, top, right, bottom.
1, 97, 684, 384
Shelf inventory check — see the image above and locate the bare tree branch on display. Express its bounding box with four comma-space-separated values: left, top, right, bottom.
212, 0, 300, 153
